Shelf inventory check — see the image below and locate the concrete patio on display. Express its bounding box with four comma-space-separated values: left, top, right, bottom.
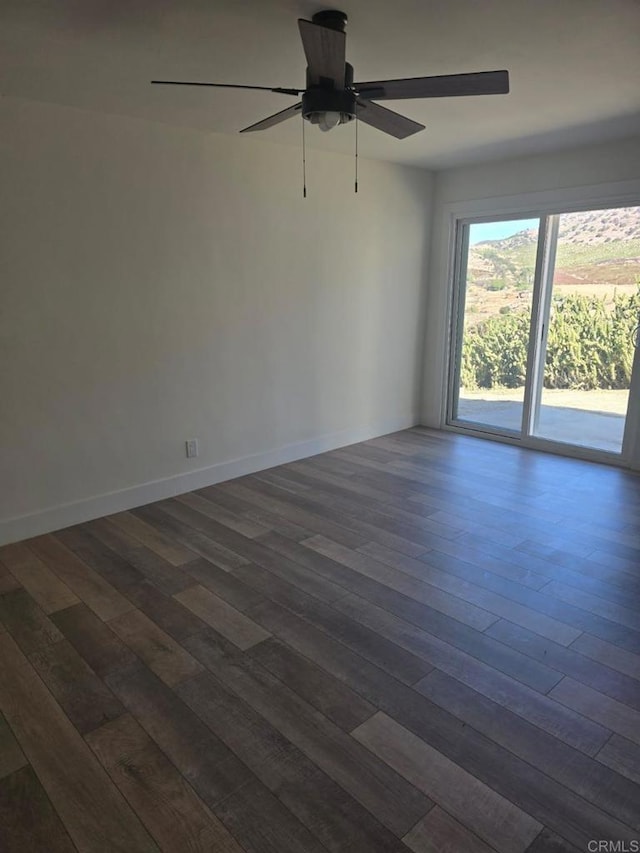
457, 389, 628, 453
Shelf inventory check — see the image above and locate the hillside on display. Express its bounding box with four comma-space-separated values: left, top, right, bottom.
468, 206, 640, 290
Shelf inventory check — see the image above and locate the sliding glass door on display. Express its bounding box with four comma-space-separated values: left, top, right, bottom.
449, 205, 640, 460
451, 216, 541, 434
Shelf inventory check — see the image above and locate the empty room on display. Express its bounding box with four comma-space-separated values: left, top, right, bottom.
2, 1, 640, 851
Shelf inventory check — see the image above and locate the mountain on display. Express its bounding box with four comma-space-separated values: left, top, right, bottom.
468, 206, 640, 289
557, 207, 640, 245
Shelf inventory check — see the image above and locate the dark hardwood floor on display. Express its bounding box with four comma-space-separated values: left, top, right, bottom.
1, 427, 640, 852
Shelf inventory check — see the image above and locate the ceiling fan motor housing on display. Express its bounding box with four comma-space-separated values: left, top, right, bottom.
311, 10, 348, 32
303, 60, 355, 126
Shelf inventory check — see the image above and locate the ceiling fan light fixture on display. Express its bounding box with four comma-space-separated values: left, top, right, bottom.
318, 110, 342, 131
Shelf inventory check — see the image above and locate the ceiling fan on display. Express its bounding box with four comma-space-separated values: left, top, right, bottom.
152, 9, 510, 140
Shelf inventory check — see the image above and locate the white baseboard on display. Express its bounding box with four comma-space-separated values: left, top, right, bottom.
0, 414, 419, 546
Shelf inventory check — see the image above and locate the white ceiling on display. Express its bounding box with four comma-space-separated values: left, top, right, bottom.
2, 0, 640, 168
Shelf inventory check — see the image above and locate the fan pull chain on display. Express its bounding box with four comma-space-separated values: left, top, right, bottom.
301, 111, 307, 198
354, 104, 359, 194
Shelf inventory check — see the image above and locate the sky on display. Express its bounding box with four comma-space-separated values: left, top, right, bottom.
469, 218, 539, 245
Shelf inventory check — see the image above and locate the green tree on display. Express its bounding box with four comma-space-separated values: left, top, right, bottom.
461, 286, 640, 391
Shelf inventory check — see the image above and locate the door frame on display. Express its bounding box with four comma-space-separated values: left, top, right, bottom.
441, 185, 640, 470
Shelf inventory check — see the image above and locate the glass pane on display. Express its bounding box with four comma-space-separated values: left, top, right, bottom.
535, 206, 640, 453
454, 218, 540, 432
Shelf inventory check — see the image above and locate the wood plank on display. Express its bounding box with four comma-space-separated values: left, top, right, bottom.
525, 829, 581, 852
243, 474, 455, 552
179, 557, 265, 612
29, 639, 124, 735
176, 491, 272, 538
177, 670, 411, 853
360, 538, 546, 593
340, 572, 562, 693
155, 500, 348, 604
183, 627, 432, 837
0, 765, 77, 853
133, 504, 252, 571
427, 508, 536, 548
105, 662, 251, 807
337, 592, 608, 755
416, 668, 640, 831
506, 535, 640, 592
0, 563, 21, 595
549, 677, 640, 746
282, 560, 561, 693
259, 464, 465, 543
221, 479, 427, 557
108, 608, 203, 687
390, 459, 545, 505
176, 670, 300, 768
403, 806, 494, 853
244, 541, 561, 694
253, 743, 412, 853
353, 712, 542, 853
0, 632, 159, 853
175, 584, 270, 650
0, 543, 78, 613
51, 603, 137, 678
597, 734, 640, 786
486, 619, 640, 710
86, 713, 244, 852
390, 480, 559, 542
590, 549, 640, 575
428, 536, 640, 653
249, 636, 377, 732
0, 712, 27, 780
55, 526, 145, 594
85, 518, 194, 595
125, 580, 207, 642
213, 776, 328, 853
249, 599, 636, 850
237, 562, 433, 685
28, 534, 134, 621
514, 540, 640, 594
197, 484, 314, 542
0, 587, 63, 654
541, 579, 640, 630
205, 481, 372, 551
548, 565, 640, 609
411, 557, 582, 647
302, 534, 498, 631
107, 510, 196, 565
288, 452, 424, 496
570, 632, 640, 680
411, 520, 640, 625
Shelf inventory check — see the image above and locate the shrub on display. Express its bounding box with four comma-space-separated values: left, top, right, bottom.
461, 287, 640, 390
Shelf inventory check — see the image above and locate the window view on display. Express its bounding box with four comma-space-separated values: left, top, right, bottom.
451, 206, 640, 456
455, 217, 540, 432
534, 207, 640, 452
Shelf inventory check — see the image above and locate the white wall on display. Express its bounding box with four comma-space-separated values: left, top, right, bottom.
422, 137, 640, 428
0, 97, 432, 543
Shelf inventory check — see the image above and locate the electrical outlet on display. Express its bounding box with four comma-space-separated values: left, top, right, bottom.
185, 439, 199, 459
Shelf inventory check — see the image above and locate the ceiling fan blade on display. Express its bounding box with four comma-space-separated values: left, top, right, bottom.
151, 81, 302, 96
355, 70, 509, 100
239, 102, 303, 133
356, 100, 424, 139
298, 19, 346, 88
